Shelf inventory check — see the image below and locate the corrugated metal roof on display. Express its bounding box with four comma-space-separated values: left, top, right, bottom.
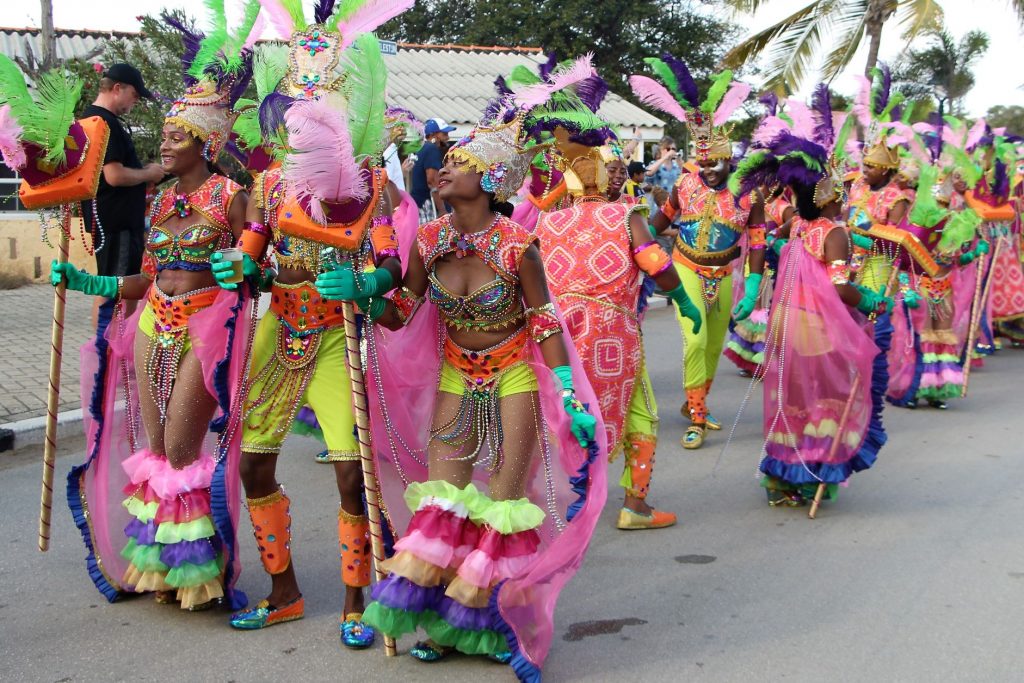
0, 28, 663, 131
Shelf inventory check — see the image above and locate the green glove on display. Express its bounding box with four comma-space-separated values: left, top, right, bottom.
959, 239, 990, 265
552, 365, 597, 447
851, 232, 874, 250
731, 272, 763, 321
666, 283, 702, 334
315, 262, 394, 301
855, 285, 893, 315
903, 289, 922, 309
50, 260, 118, 298
210, 252, 260, 290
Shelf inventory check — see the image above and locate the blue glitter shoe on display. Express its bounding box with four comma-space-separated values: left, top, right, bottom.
314, 450, 332, 464
488, 652, 512, 664
229, 596, 304, 630
340, 613, 376, 649
409, 641, 451, 662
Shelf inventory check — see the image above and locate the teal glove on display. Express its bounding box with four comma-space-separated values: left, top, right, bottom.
357, 297, 387, 322
666, 283, 702, 334
959, 239, 990, 265
851, 232, 874, 250
210, 252, 260, 290
50, 260, 118, 298
855, 285, 893, 315
903, 289, 922, 309
552, 365, 597, 447
731, 272, 763, 321
315, 262, 394, 301
770, 237, 788, 257
976, 239, 991, 255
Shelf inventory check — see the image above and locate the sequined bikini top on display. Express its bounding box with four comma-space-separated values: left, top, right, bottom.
419, 214, 534, 331
793, 217, 844, 263
146, 175, 241, 271
846, 178, 910, 230
673, 173, 751, 260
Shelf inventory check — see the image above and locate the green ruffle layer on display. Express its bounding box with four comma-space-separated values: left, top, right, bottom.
123, 498, 159, 524
725, 340, 764, 364
363, 603, 508, 656
154, 515, 216, 544
165, 557, 224, 589
917, 384, 962, 400
404, 480, 544, 535
121, 538, 169, 573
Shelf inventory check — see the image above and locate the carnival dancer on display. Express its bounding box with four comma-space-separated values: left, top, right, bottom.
534, 103, 702, 530
52, 7, 260, 609
360, 64, 605, 677
731, 85, 892, 509
630, 54, 764, 449
218, 0, 412, 648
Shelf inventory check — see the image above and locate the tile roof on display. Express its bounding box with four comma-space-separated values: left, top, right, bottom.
0, 28, 663, 131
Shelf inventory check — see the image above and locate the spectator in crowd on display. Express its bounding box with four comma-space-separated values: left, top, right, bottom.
410, 118, 456, 222
645, 136, 683, 193
80, 63, 165, 325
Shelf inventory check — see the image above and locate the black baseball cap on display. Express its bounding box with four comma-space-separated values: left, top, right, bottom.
103, 63, 153, 100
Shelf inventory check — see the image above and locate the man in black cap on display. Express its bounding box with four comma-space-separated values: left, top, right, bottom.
80, 63, 165, 321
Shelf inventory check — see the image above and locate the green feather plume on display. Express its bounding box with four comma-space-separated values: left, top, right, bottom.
948, 146, 981, 188
232, 98, 261, 151
880, 92, 904, 123
223, 0, 263, 73
909, 165, 948, 228
506, 65, 542, 89
701, 70, 732, 115
342, 32, 387, 161
833, 113, 855, 161
781, 151, 823, 173
326, 0, 363, 30
189, 0, 229, 80
937, 207, 981, 252
0, 67, 84, 166
643, 57, 687, 107
729, 149, 770, 196
0, 55, 33, 119
253, 44, 288, 99
280, 0, 308, 30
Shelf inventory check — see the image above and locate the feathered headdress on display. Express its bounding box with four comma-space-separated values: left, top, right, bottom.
850, 63, 907, 170
732, 84, 850, 208
165, 0, 263, 160
630, 54, 750, 161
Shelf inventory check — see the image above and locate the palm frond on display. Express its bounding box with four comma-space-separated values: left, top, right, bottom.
820, 0, 870, 82
721, 1, 822, 71
897, 0, 944, 42
761, 8, 829, 92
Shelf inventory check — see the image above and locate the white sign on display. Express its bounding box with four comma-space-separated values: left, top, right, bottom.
379, 40, 398, 56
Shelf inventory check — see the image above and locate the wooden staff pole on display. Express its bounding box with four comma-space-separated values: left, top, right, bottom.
961, 239, 999, 398
341, 302, 397, 657
809, 372, 862, 520
39, 210, 70, 551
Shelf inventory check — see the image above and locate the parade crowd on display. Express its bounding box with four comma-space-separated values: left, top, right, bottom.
1, 1, 1022, 681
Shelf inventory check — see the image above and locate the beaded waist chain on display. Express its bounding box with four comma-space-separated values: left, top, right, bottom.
270, 281, 346, 336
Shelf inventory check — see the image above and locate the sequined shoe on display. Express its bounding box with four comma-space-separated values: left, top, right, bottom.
410, 641, 451, 662
314, 449, 332, 464
340, 612, 376, 649
681, 425, 705, 450
489, 652, 513, 664
927, 399, 948, 410
229, 596, 305, 630
616, 506, 677, 530
705, 412, 722, 431
154, 590, 175, 605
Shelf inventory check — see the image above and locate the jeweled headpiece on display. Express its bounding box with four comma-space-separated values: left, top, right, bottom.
447, 115, 532, 203
630, 54, 750, 161
850, 63, 909, 171
165, 77, 240, 161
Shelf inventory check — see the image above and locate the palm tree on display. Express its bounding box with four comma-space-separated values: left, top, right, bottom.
721, 0, 946, 93
893, 28, 989, 115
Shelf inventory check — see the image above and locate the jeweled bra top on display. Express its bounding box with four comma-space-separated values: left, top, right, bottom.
419, 215, 534, 331
673, 172, 751, 260
146, 175, 241, 271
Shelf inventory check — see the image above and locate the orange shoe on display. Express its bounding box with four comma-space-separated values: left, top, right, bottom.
616, 507, 677, 530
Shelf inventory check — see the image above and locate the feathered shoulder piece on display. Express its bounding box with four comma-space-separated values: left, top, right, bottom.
629, 53, 749, 160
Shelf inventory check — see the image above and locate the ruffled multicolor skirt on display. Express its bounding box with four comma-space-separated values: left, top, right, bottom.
364, 480, 542, 656
120, 449, 224, 609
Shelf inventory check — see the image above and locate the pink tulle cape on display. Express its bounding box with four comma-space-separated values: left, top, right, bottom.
366, 219, 608, 680
759, 236, 885, 485
68, 286, 254, 608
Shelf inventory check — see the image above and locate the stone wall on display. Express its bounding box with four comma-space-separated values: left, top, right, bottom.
0, 216, 96, 280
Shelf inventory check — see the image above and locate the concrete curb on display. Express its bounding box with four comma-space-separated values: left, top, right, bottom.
0, 409, 83, 452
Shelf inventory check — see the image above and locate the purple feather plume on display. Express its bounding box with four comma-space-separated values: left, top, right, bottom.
759, 91, 778, 116
575, 74, 609, 113
661, 53, 699, 109
539, 52, 559, 81
992, 158, 1010, 202
314, 0, 337, 24
259, 92, 295, 139
569, 128, 613, 146
162, 11, 205, 85
228, 50, 254, 107
810, 83, 834, 147
494, 75, 512, 97
872, 62, 892, 117
770, 132, 828, 164
735, 161, 779, 200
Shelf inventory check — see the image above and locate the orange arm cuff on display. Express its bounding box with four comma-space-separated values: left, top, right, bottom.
632, 241, 672, 276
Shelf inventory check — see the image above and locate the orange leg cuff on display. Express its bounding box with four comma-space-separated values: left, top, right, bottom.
339, 508, 372, 588
248, 489, 292, 575
625, 434, 657, 499
686, 387, 708, 424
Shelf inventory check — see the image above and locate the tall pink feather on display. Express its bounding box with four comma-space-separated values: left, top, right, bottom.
245, 12, 266, 49
852, 75, 872, 129
258, 0, 297, 39
785, 99, 815, 141
942, 125, 963, 149
993, 126, 1007, 136
912, 122, 936, 136
965, 118, 986, 151
713, 82, 750, 127
880, 121, 914, 145
337, 0, 416, 50
752, 115, 791, 146
284, 97, 368, 224
0, 104, 25, 170
628, 75, 687, 123
513, 54, 596, 109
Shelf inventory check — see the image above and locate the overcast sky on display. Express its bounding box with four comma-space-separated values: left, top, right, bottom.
1, 0, 1020, 117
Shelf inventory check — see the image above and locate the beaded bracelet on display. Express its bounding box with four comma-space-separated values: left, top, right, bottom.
526, 303, 562, 344
827, 260, 850, 285
391, 287, 422, 325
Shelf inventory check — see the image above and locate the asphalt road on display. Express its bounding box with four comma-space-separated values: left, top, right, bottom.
2, 302, 1022, 682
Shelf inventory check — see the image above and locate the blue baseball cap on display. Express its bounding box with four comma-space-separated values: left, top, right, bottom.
424, 118, 456, 136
